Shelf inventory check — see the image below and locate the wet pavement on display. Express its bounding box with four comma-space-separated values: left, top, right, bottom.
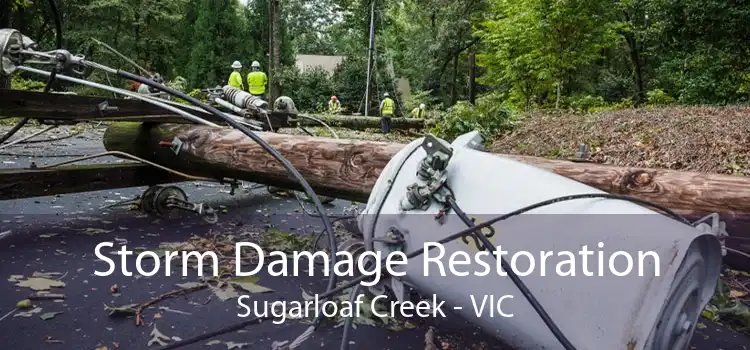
0, 125, 748, 350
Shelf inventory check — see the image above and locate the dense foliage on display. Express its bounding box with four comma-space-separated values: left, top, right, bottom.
3, 0, 750, 136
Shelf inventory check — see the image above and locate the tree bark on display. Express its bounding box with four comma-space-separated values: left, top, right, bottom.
621, 12, 645, 106
468, 49, 476, 105
103, 122, 750, 218
300, 115, 434, 131
269, 0, 281, 101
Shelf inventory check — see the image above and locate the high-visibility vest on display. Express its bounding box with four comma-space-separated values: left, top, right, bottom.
381, 98, 394, 115
411, 107, 424, 118
246, 71, 268, 95
227, 71, 243, 90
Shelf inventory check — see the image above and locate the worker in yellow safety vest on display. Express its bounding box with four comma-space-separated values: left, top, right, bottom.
246, 61, 268, 98
379, 92, 394, 133
227, 61, 244, 90
410, 103, 426, 118
328, 96, 341, 113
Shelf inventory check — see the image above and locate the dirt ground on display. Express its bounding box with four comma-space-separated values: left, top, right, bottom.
490, 106, 750, 176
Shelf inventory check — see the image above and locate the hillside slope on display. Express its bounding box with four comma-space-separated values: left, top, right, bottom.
490, 106, 750, 175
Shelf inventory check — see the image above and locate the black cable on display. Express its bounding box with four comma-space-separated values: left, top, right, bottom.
120, 71, 340, 328
47, 0, 62, 49
168, 192, 688, 350
446, 195, 575, 349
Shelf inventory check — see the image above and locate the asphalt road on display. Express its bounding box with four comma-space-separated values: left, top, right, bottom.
0, 125, 748, 350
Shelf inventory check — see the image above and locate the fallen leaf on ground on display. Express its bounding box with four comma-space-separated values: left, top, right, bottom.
16, 277, 65, 291
30, 292, 65, 300
730, 289, 747, 298
14, 307, 42, 317
16, 299, 32, 308
32, 271, 64, 279
158, 306, 191, 315
159, 242, 195, 250
39, 234, 59, 238
153, 313, 162, 319
225, 342, 249, 349
147, 325, 171, 347
205, 340, 221, 346
175, 282, 204, 289
110, 284, 119, 293
210, 283, 239, 302
44, 336, 63, 344
104, 303, 138, 316
80, 228, 113, 236
7, 274, 23, 282
231, 276, 273, 294
271, 341, 289, 350
40, 311, 63, 320
94, 346, 108, 350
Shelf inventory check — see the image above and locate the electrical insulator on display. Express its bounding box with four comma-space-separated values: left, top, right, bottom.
222, 85, 268, 110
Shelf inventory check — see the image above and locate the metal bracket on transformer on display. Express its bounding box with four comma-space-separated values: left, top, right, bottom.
399, 134, 454, 214
691, 213, 729, 256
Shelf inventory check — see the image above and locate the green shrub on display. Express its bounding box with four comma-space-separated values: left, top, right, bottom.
646, 88, 676, 106
11, 74, 46, 91
277, 65, 334, 113
430, 92, 516, 141
405, 89, 440, 117
568, 94, 607, 113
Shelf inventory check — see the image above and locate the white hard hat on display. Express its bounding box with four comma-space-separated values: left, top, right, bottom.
383, 92, 389, 97
420, 103, 425, 109
251, 61, 260, 68
231, 61, 242, 69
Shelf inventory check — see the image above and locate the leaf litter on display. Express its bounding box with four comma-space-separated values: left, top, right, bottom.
14, 307, 42, 318
15, 276, 65, 291
97, 225, 406, 346
147, 325, 171, 347
40, 311, 63, 320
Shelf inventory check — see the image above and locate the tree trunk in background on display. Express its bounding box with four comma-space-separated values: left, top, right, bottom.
0, 0, 11, 90
468, 49, 476, 104
622, 13, 645, 107
269, 0, 281, 102
450, 53, 458, 105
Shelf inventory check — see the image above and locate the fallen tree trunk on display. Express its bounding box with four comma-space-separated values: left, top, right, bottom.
103, 122, 750, 215
103, 123, 750, 264
300, 114, 434, 131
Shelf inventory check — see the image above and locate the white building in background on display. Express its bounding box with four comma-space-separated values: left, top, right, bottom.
295, 55, 345, 76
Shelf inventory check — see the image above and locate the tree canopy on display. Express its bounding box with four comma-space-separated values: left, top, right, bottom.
3, 0, 748, 113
